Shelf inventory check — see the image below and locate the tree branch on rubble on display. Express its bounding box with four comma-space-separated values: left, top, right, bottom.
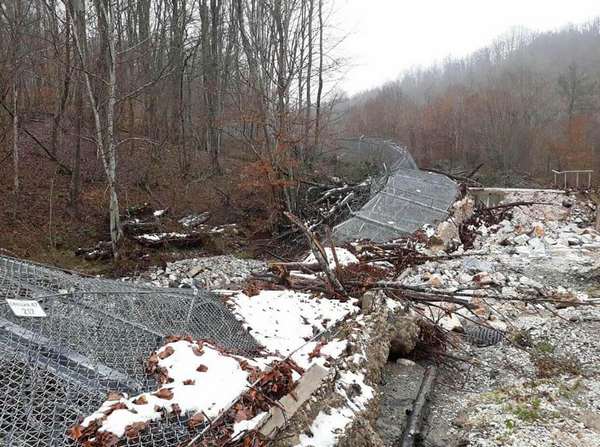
284, 212, 346, 296
482, 201, 555, 212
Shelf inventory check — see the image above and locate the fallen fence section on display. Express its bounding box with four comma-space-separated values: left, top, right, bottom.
0, 255, 258, 447
333, 139, 458, 242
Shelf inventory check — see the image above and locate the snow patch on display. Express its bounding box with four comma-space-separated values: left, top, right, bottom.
229, 290, 357, 360
302, 247, 358, 268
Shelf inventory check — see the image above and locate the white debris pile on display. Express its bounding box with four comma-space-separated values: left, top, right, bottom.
394, 190, 600, 333
428, 296, 600, 447
131, 255, 265, 289
396, 190, 600, 447
411, 194, 595, 284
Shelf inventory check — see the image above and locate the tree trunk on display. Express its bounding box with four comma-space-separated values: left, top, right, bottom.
51, 10, 72, 158
71, 0, 122, 258
303, 0, 313, 154
12, 80, 19, 200
69, 0, 85, 213
314, 0, 323, 150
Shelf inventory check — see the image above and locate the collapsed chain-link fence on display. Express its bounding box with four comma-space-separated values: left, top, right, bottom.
0, 255, 258, 446
335, 137, 418, 172
333, 138, 459, 242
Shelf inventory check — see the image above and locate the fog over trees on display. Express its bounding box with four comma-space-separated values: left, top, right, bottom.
343, 20, 600, 180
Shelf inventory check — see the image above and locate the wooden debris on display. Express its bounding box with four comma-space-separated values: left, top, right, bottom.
284, 212, 346, 296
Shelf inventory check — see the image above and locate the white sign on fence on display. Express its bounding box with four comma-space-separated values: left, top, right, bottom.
6, 299, 47, 318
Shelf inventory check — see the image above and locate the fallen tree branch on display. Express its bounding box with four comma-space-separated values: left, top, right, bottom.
284, 212, 346, 297
483, 201, 555, 212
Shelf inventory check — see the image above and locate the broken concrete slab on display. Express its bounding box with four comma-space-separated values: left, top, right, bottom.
259, 364, 330, 438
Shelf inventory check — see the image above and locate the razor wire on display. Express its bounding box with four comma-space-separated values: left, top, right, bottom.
0, 255, 259, 446
333, 138, 459, 242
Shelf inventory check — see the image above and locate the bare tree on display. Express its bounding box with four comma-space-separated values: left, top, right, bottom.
69, 0, 122, 257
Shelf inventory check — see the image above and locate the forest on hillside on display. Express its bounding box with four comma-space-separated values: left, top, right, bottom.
3, 2, 600, 266
0, 0, 344, 263
343, 20, 600, 184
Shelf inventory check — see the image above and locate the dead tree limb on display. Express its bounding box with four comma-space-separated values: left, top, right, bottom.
483, 201, 554, 211
284, 212, 346, 296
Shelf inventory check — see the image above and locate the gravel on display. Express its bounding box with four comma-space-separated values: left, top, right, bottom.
377, 190, 600, 447
128, 255, 265, 289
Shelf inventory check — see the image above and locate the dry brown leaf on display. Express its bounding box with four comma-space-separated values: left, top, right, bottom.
96, 431, 119, 447
171, 403, 182, 415
308, 340, 326, 360
154, 388, 174, 400
196, 364, 208, 373
125, 421, 147, 439
105, 402, 127, 417
67, 424, 84, 441
187, 412, 205, 430
242, 281, 262, 297
183, 379, 195, 385
74, 418, 103, 440
132, 395, 148, 405
155, 366, 171, 384
158, 345, 175, 359
146, 352, 159, 375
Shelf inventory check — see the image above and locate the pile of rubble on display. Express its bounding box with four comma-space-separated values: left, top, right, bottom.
377, 189, 600, 447
237, 188, 600, 446
397, 190, 599, 331
82, 188, 600, 447
129, 255, 265, 289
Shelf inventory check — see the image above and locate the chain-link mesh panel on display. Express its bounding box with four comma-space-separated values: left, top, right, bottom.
333, 139, 458, 242
0, 255, 258, 446
336, 137, 418, 171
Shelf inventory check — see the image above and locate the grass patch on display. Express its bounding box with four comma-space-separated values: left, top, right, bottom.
510, 328, 533, 348
509, 397, 542, 422
558, 377, 583, 400
535, 341, 555, 354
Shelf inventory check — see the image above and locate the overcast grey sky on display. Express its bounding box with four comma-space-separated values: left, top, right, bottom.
335, 0, 600, 95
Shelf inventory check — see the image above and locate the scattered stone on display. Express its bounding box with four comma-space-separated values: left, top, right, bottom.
463, 258, 494, 273
514, 234, 530, 245
129, 255, 265, 289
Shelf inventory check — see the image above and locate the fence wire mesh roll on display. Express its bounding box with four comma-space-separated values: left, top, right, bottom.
333, 138, 459, 242
0, 255, 258, 446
